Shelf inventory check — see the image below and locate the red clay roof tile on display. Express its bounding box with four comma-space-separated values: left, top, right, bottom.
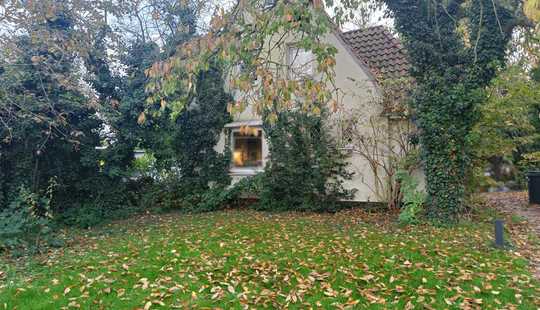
340, 26, 411, 80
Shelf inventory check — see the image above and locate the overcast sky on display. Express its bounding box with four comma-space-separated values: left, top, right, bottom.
199, 0, 393, 33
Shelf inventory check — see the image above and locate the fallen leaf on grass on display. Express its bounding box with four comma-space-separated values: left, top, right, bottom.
144, 301, 152, 310
117, 288, 125, 297
139, 278, 149, 290
360, 274, 375, 281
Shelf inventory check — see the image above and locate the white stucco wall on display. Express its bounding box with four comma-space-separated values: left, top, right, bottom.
215, 29, 395, 203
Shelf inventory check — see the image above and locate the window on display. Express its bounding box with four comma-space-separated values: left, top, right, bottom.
232, 128, 263, 168
287, 46, 315, 79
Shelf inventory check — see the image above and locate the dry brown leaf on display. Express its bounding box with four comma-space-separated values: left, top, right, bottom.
144, 301, 152, 310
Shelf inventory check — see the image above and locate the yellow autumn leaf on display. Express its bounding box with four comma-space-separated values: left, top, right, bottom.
524, 0, 540, 22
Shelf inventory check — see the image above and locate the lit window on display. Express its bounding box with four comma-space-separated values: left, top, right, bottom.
232, 128, 263, 168
288, 46, 315, 79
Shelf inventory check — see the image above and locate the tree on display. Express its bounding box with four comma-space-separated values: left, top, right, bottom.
383, 0, 519, 220
84, 0, 201, 171
471, 66, 540, 187
170, 65, 233, 198
86, 30, 163, 176
86, 0, 233, 204
0, 6, 103, 210
145, 0, 341, 121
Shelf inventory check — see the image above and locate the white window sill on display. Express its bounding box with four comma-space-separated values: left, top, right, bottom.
230, 167, 264, 176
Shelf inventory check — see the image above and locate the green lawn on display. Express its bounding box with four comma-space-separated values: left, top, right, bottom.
1, 210, 539, 309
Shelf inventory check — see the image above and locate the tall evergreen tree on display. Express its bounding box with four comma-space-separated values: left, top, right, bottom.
0, 8, 103, 210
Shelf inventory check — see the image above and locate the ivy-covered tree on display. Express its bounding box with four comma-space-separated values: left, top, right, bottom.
0, 9, 103, 210
84, 0, 201, 171
171, 66, 233, 196
384, 0, 518, 220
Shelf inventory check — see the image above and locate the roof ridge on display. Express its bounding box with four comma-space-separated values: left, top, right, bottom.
342, 25, 386, 35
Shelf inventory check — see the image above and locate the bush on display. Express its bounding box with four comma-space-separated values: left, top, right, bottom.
0, 185, 56, 253
136, 172, 188, 212
258, 111, 355, 212
397, 170, 426, 225
131, 151, 158, 179
59, 203, 106, 229
142, 175, 262, 214
196, 176, 262, 212
56, 179, 145, 229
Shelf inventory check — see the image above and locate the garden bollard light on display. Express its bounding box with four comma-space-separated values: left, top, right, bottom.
494, 219, 505, 248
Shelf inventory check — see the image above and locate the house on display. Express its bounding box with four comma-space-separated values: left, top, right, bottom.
214, 21, 414, 203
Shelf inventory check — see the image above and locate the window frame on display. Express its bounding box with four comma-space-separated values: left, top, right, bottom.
229, 126, 265, 175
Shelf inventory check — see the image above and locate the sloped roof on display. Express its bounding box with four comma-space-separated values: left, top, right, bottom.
340, 26, 410, 80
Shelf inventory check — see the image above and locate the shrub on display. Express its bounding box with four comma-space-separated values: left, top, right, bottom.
56, 179, 144, 229
196, 175, 263, 212
397, 170, 426, 225
131, 151, 158, 179
0, 184, 55, 253
59, 203, 106, 229
259, 111, 355, 212
145, 175, 262, 214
